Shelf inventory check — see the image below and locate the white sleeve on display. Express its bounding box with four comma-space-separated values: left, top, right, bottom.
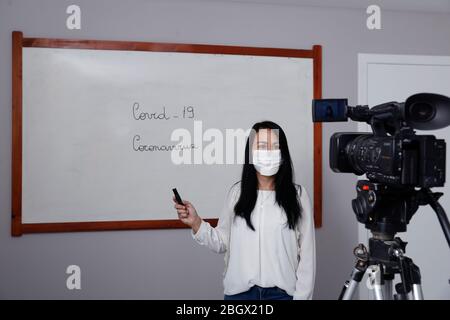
190, 185, 237, 254
293, 186, 316, 300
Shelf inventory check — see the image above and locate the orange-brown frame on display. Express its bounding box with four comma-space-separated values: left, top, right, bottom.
11, 31, 322, 236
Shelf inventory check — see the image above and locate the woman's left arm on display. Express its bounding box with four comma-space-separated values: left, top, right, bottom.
293, 187, 316, 300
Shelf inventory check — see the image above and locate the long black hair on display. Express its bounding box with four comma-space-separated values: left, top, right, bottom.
233, 121, 302, 231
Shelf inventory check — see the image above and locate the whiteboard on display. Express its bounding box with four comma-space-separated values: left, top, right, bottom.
21, 46, 315, 225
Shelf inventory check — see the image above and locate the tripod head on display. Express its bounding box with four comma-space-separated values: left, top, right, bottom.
352, 179, 450, 247
338, 179, 450, 300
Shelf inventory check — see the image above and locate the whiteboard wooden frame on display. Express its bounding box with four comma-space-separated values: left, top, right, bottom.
11, 31, 322, 236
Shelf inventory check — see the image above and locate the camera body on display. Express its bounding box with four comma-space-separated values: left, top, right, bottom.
330, 131, 446, 188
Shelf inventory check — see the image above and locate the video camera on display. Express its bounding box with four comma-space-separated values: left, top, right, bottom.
312, 93, 450, 237
313, 94, 450, 188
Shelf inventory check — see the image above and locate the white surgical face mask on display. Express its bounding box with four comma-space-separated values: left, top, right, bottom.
252, 149, 281, 176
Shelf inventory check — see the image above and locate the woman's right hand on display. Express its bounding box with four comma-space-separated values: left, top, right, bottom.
173, 197, 202, 232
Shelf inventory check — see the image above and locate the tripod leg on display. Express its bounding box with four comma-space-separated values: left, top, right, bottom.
381, 269, 395, 300
339, 267, 365, 300
412, 283, 424, 300
410, 262, 424, 300
367, 265, 385, 300
391, 247, 424, 300
383, 279, 393, 300
339, 244, 369, 300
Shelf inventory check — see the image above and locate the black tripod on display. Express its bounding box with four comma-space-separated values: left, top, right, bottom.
339, 180, 450, 300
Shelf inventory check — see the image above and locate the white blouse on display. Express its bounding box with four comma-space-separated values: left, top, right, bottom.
191, 184, 316, 300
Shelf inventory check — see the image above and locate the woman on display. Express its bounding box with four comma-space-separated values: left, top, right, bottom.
173, 121, 316, 300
